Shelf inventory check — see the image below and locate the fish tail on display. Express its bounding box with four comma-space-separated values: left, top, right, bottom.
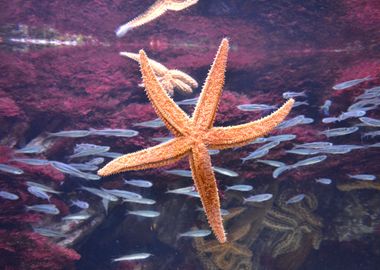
115, 23, 131, 37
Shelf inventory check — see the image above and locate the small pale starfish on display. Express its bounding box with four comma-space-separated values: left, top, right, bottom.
116, 0, 199, 37
98, 38, 294, 243
120, 52, 198, 96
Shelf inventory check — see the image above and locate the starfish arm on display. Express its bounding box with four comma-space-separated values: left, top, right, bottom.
192, 38, 229, 130
139, 50, 192, 136
167, 0, 198, 11
189, 143, 226, 243
205, 99, 295, 149
173, 79, 193, 94
120, 52, 169, 77
98, 137, 191, 176
169, 69, 199, 88
116, 0, 168, 37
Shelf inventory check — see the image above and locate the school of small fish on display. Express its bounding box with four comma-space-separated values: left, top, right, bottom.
0, 19, 379, 264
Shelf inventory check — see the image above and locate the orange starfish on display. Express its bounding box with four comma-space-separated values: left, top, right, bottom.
120, 51, 198, 96
98, 38, 294, 243
116, 0, 199, 37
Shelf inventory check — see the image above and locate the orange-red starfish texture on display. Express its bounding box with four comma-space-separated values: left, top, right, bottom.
116, 0, 199, 37
98, 38, 294, 243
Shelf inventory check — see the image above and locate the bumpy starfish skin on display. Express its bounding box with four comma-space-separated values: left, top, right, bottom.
120, 52, 198, 96
116, 0, 198, 37
98, 38, 294, 243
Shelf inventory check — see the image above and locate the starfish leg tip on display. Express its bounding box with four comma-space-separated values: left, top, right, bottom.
97, 168, 108, 177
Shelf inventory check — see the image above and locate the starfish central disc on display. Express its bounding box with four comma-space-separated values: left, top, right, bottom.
98, 38, 294, 243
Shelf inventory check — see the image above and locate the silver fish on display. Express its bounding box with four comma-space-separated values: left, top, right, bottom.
12, 158, 50, 166
368, 142, 380, 148
282, 91, 306, 99
241, 149, 269, 163
176, 97, 199, 105
293, 101, 309, 108
248, 137, 268, 145
256, 141, 280, 152
359, 117, 380, 127
26, 181, 61, 194
266, 134, 296, 142
0, 164, 24, 175
27, 186, 51, 200
286, 194, 305, 204
14, 145, 44, 154
88, 128, 139, 137
33, 227, 66, 238
124, 179, 153, 188
178, 229, 211, 238
51, 161, 101, 180
225, 185, 253, 192
294, 142, 333, 149
315, 178, 332, 185
256, 159, 286, 168
286, 148, 320, 155
123, 197, 156, 205
196, 207, 230, 216
151, 136, 173, 143
80, 186, 118, 201
208, 149, 220, 155
355, 91, 380, 100
133, 118, 165, 128
85, 157, 105, 165
322, 144, 363, 154
320, 100, 332, 116
301, 117, 314, 124
112, 253, 152, 262
101, 188, 142, 199
332, 76, 371, 90
50, 161, 82, 174
348, 100, 379, 112
292, 155, 327, 167
96, 152, 123, 158
71, 199, 89, 209
212, 166, 238, 177
26, 204, 60, 215
186, 191, 200, 198
322, 117, 339, 124
166, 186, 195, 194
68, 163, 98, 171
62, 212, 91, 221
0, 191, 19, 200
364, 86, 380, 94
70, 144, 110, 158
237, 104, 277, 112
347, 174, 376, 181
320, 127, 359, 137
48, 130, 90, 138
127, 210, 160, 218
276, 115, 305, 129
362, 130, 380, 138
272, 165, 291, 178
338, 110, 366, 121
164, 169, 192, 177
243, 193, 273, 203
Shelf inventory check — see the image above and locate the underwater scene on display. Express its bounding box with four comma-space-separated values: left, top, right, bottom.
1, 0, 380, 269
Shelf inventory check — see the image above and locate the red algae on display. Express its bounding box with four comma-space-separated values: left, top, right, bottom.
0, 230, 80, 270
